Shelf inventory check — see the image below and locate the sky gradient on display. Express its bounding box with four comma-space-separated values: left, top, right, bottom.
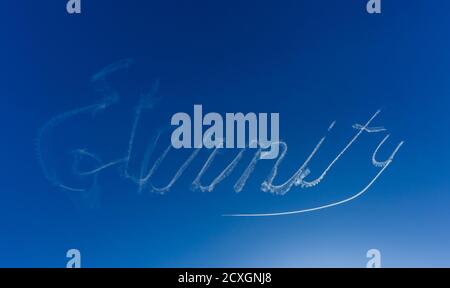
1, 0, 450, 267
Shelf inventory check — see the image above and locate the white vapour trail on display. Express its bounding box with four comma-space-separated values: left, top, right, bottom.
372, 134, 393, 168
192, 145, 246, 193
352, 124, 386, 133
35, 101, 110, 191
121, 78, 199, 194
123, 80, 161, 184
224, 140, 404, 217
76, 158, 127, 175
233, 119, 335, 195
147, 147, 200, 194
261, 118, 337, 195
233, 148, 262, 193
261, 141, 314, 195
136, 130, 167, 193
300, 110, 381, 188
328, 121, 336, 131
224, 110, 404, 216
91, 58, 134, 82
127, 128, 166, 188
36, 59, 131, 206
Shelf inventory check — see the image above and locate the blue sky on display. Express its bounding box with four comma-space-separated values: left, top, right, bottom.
0, 0, 449, 267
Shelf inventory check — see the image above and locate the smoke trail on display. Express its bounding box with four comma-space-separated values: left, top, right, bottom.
146, 147, 201, 194
300, 110, 381, 188
123, 80, 161, 184
224, 111, 405, 217
191, 145, 246, 193
36, 59, 132, 204
372, 134, 402, 168
224, 140, 404, 217
261, 119, 337, 195
352, 124, 386, 133
233, 148, 262, 193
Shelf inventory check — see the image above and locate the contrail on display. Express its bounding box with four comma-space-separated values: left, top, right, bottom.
224, 110, 404, 217
300, 110, 381, 188
223, 140, 404, 217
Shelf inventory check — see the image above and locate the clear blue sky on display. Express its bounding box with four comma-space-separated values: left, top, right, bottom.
0, 0, 449, 267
